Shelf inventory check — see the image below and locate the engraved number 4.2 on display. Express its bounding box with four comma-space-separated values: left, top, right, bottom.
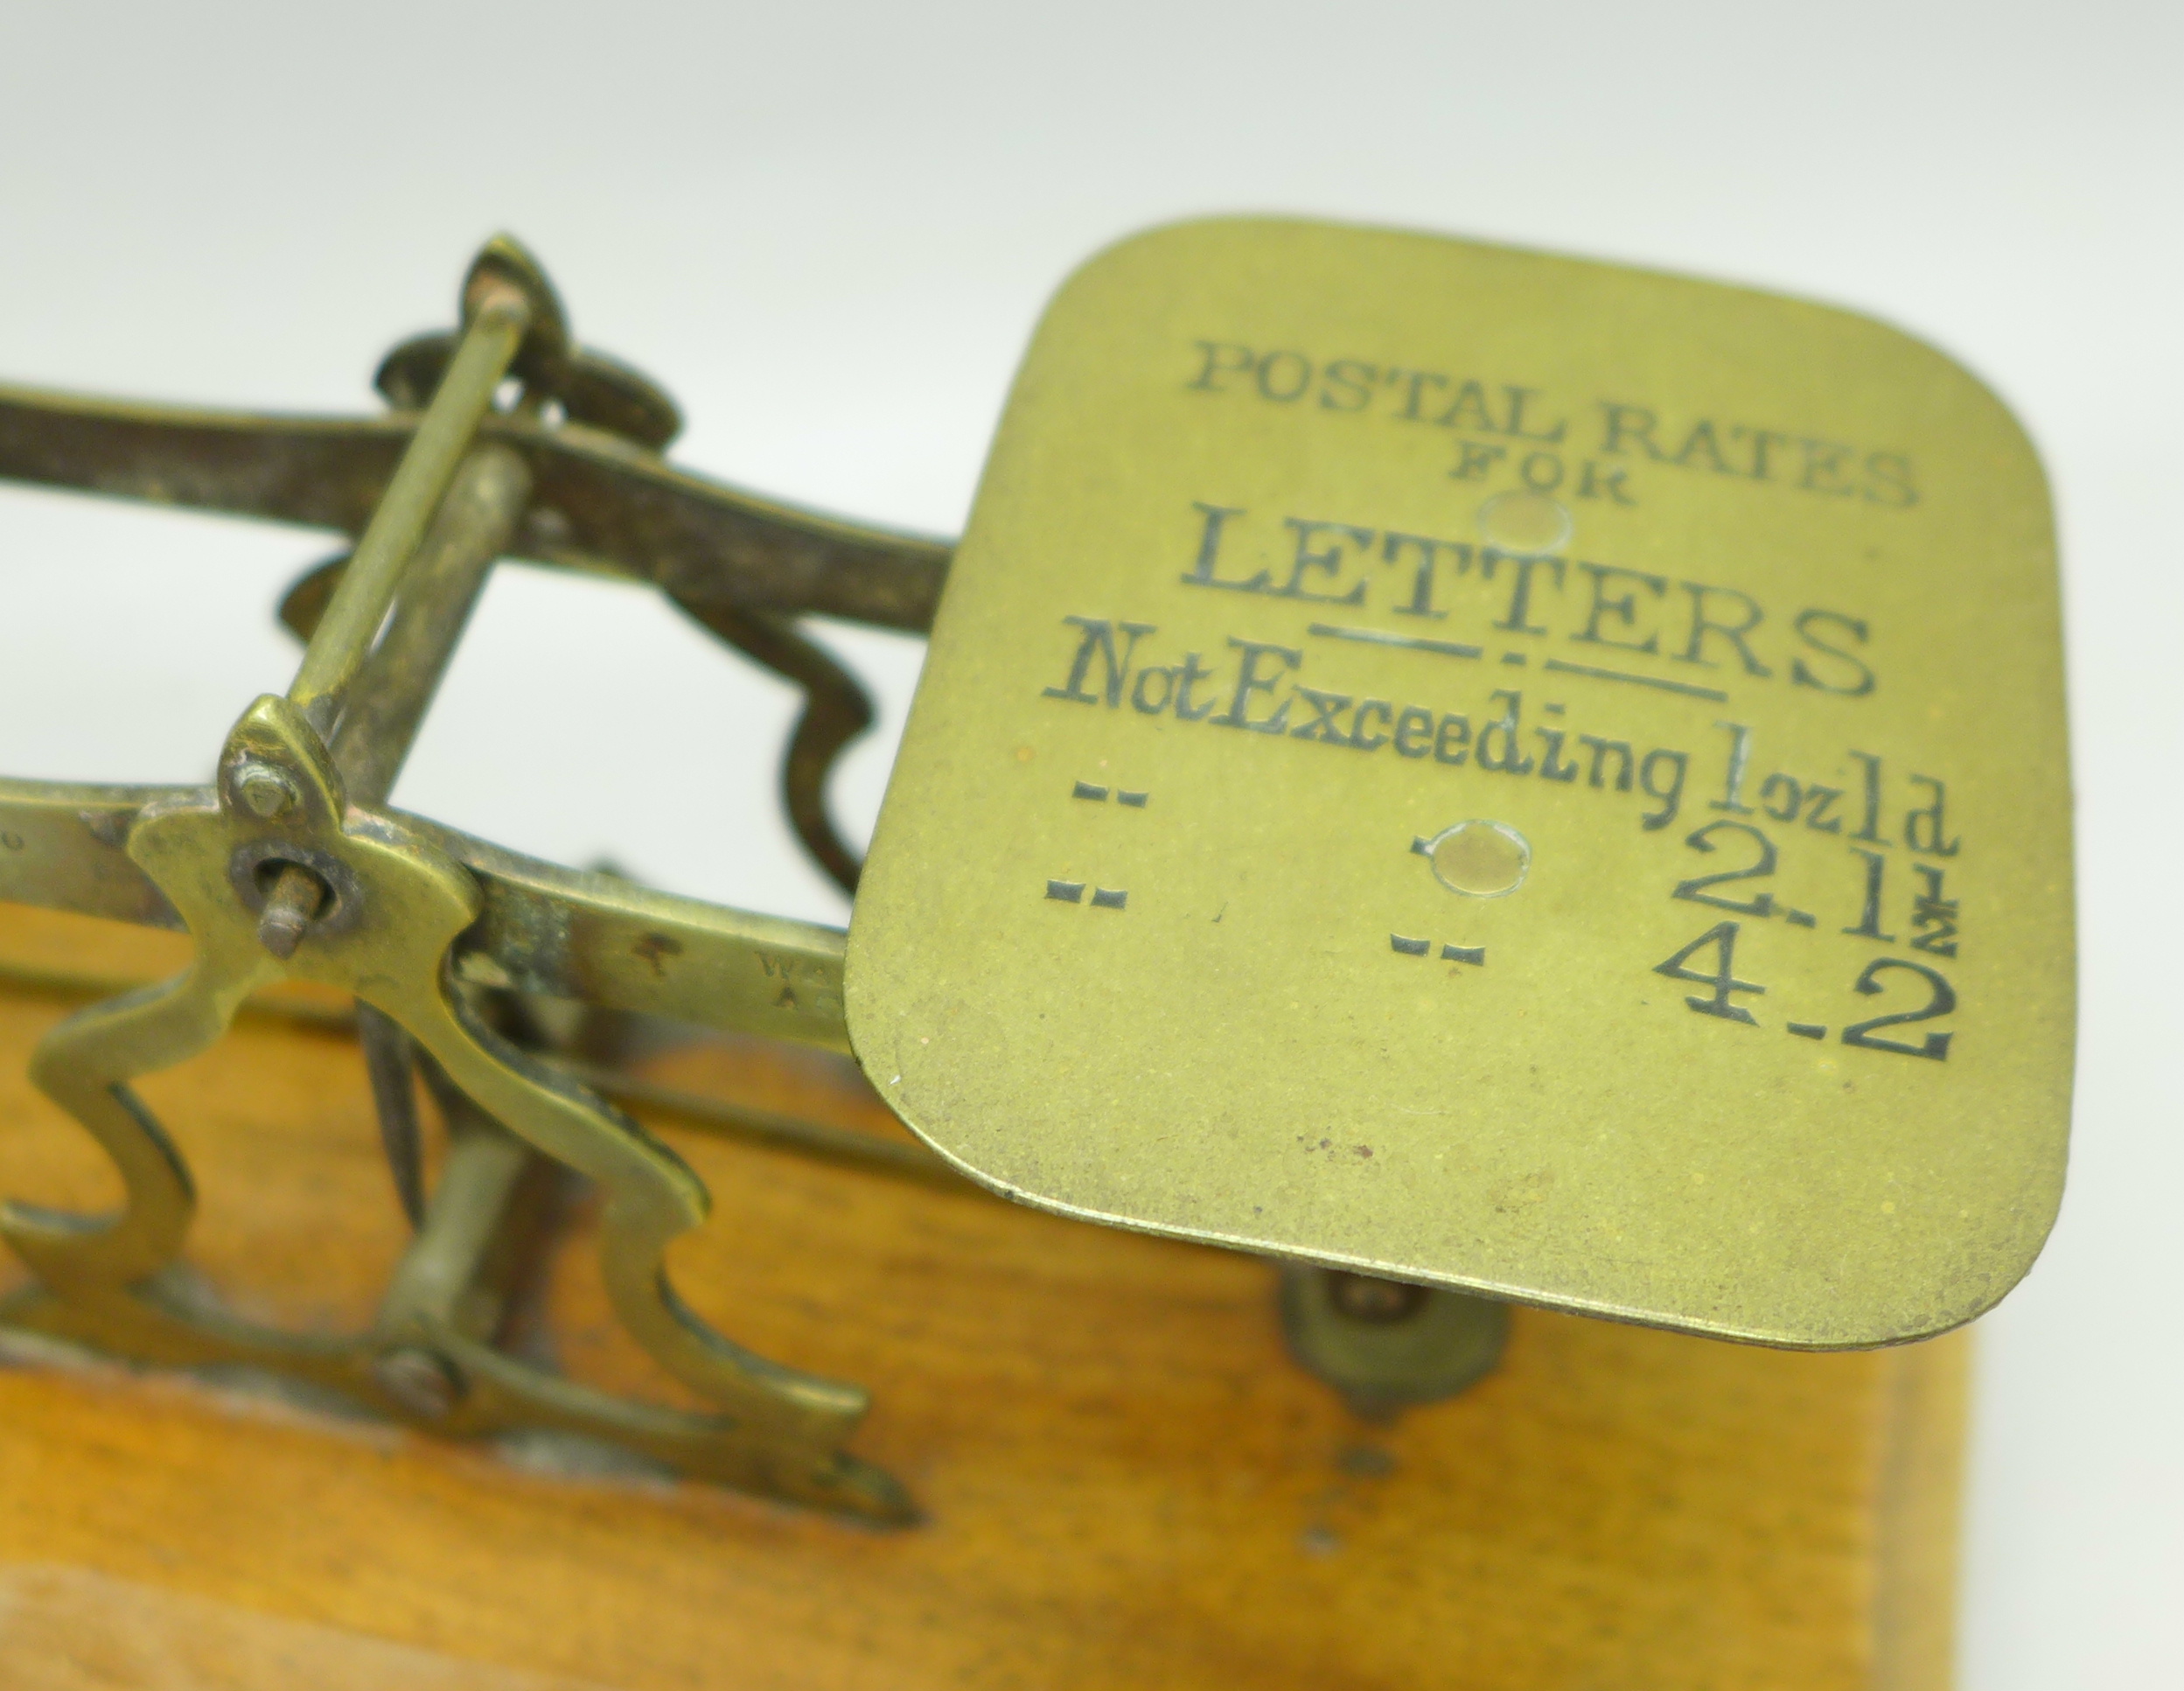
1651, 926, 1957, 1061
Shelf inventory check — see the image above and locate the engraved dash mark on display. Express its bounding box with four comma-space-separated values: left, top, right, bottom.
1309, 623, 1485, 661
1539, 657, 1729, 703
1073, 781, 1148, 806
1395, 934, 1485, 965
1057, 777, 1136, 909
1050, 880, 1126, 909
1787, 1023, 1828, 1040
1785, 909, 1818, 928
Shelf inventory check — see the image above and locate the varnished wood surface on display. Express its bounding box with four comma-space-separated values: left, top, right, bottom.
0, 905, 1964, 1689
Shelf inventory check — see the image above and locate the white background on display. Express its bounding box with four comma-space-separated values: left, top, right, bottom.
0, 3, 2175, 1681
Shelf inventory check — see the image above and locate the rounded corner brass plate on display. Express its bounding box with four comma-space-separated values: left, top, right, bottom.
848, 216, 2073, 1350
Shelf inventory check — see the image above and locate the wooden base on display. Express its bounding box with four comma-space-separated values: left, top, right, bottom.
0, 906, 1964, 1689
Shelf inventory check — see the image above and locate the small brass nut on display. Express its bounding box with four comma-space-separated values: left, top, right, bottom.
1280, 1265, 1507, 1413
1327, 1270, 1431, 1325
234, 763, 300, 820
373, 1345, 466, 1420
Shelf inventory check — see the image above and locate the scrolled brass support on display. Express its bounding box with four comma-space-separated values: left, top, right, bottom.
3, 695, 910, 1519
0, 238, 915, 1520
670, 597, 876, 895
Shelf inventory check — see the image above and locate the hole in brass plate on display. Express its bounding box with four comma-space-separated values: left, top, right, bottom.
1477, 489, 1572, 553
1423, 820, 1530, 898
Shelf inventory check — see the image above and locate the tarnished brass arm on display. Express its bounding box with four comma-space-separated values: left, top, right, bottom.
0, 388, 951, 632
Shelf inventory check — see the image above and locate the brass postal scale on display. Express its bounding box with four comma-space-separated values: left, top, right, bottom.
0, 220, 2070, 1688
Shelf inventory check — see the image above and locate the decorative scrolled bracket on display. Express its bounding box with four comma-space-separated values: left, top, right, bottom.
0, 231, 920, 1521
0, 696, 909, 1519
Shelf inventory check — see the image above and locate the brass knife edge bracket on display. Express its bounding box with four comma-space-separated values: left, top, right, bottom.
0, 236, 963, 1521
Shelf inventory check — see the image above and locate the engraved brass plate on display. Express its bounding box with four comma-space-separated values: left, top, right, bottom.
847, 218, 2073, 1347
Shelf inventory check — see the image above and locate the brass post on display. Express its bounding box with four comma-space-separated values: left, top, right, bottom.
318, 444, 535, 1212
372, 1074, 559, 1418
286, 280, 530, 724
330, 443, 533, 804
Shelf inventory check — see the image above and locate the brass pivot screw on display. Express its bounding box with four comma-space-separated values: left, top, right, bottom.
234, 762, 299, 819
232, 761, 329, 959
255, 863, 328, 960
373, 1345, 465, 1420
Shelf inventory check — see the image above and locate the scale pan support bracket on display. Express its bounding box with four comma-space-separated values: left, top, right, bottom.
847, 216, 2074, 1351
